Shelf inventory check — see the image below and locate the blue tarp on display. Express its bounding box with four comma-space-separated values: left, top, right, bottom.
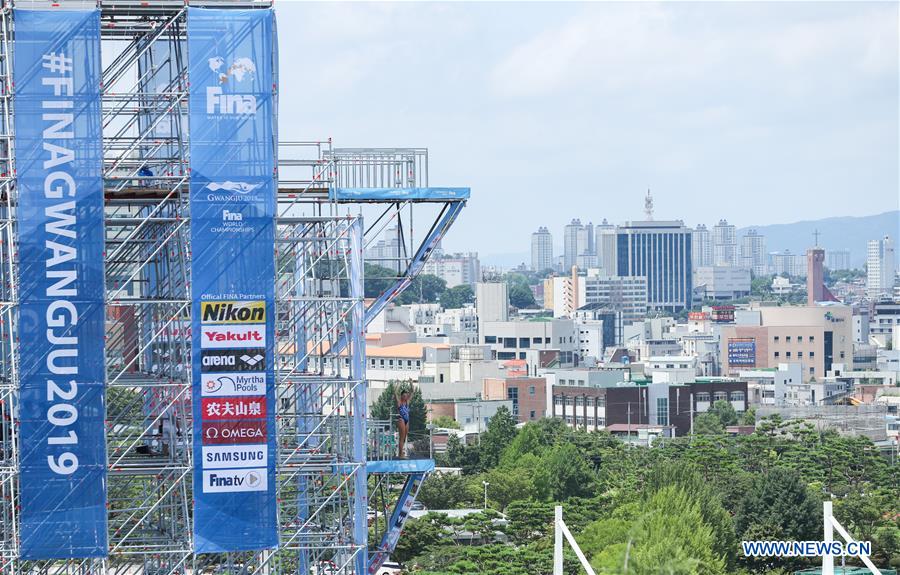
14, 9, 108, 559
367, 459, 436, 475
188, 7, 279, 553
332, 187, 470, 201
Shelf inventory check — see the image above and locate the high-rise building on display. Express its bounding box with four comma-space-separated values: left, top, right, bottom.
713, 219, 737, 267
531, 227, 553, 272
476, 282, 509, 336
563, 219, 595, 269
692, 224, 712, 269
740, 229, 767, 275
867, 236, 896, 300
581, 270, 648, 323
422, 252, 481, 288
595, 219, 617, 273
615, 220, 693, 311
826, 249, 851, 271
769, 250, 805, 277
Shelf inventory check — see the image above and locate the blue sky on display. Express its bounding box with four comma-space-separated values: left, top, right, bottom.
276, 2, 899, 259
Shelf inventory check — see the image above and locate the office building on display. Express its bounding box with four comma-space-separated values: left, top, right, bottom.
720, 304, 854, 382
531, 227, 553, 272
769, 250, 805, 277
867, 236, 896, 300
475, 282, 508, 336
740, 229, 767, 275
827, 249, 851, 271
422, 252, 481, 288
564, 219, 591, 269
595, 219, 617, 272
692, 224, 712, 268
693, 266, 751, 300
616, 220, 693, 311
713, 219, 737, 267
581, 269, 648, 323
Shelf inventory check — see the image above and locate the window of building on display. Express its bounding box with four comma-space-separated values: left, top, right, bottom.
576, 416, 584, 425
797, 352, 803, 358
797, 336, 803, 343
713, 391, 728, 402
533, 337, 543, 344
565, 397, 574, 406
503, 337, 516, 348
498, 352, 516, 360
666, 364, 674, 369
439, 374, 444, 383
840, 351, 845, 359
575, 397, 583, 407
597, 396, 606, 407
528, 385, 536, 396
730, 391, 745, 402
774, 352, 780, 358
809, 336, 815, 343
416, 360, 421, 368
380, 359, 385, 367
554, 396, 562, 406
530, 410, 536, 419
519, 338, 531, 348
774, 336, 780, 343
484, 336, 497, 344
809, 367, 815, 375
507, 387, 519, 416
809, 352, 815, 358
786, 352, 792, 358
565, 416, 574, 424
389, 360, 394, 367
519, 352, 526, 360
786, 336, 791, 343
656, 397, 668, 426
407, 360, 412, 367
696, 392, 710, 402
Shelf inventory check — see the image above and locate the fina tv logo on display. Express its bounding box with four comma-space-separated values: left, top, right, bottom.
206, 56, 257, 116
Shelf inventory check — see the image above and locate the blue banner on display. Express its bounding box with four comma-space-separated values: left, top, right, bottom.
14, 9, 107, 559
187, 7, 278, 553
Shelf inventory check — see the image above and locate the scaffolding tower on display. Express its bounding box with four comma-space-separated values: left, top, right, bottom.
0, 1, 466, 573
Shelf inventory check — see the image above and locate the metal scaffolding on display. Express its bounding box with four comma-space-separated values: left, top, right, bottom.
0, 1, 465, 572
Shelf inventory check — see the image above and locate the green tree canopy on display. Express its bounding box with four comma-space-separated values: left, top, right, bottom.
440, 284, 474, 309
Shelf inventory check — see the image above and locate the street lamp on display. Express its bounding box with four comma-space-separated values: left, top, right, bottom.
482, 480, 489, 510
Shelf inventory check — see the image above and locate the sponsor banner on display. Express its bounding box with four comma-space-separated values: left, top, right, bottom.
201, 372, 266, 397
202, 420, 268, 445
202, 445, 268, 469
201, 300, 266, 324
13, 9, 108, 559
189, 7, 278, 552
201, 348, 266, 372
200, 324, 266, 349
728, 338, 757, 367
201, 396, 266, 420
202, 468, 268, 493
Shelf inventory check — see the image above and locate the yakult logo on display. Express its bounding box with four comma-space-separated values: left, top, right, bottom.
200, 325, 265, 349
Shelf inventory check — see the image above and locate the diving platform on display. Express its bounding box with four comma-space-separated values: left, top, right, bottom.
332, 187, 470, 202
367, 458, 435, 474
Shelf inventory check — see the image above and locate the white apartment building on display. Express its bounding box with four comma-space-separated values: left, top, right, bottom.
582, 269, 648, 323
481, 319, 577, 365
740, 229, 767, 275
769, 250, 805, 277
692, 224, 712, 269
422, 252, 481, 288
713, 219, 737, 267
476, 282, 509, 335
693, 266, 751, 300
867, 236, 896, 300
827, 249, 851, 271
531, 227, 553, 272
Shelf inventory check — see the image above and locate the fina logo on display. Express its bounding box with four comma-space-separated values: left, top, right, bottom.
206, 56, 257, 116
223, 210, 242, 222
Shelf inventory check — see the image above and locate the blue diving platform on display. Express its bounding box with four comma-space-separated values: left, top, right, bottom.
367, 458, 435, 475
332, 187, 470, 202
367, 459, 435, 574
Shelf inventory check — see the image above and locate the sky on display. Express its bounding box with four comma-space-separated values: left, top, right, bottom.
276, 1, 899, 261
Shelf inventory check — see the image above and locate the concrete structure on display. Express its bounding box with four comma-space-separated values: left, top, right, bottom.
807, 247, 838, 305
483, 377, 547, 423
646, 356, 698, 384
693, 266, 751, 300
867, 235, 896, 300
713, 219, 737, 267
770, 250, 805, 277
870, 299, 900, 347
423, 252, 481, 288
595, 219, 617, 272
692, 224, 712, 269
581, 269, 648, 323
476, 282, 508, 336
481, 319, 577, 366
531, 227, 553, 272
740, 229, 767, 275
827, 249, 852, 271
720, 304, 854, 382
564, 219, 591, 270
615, 220, 693, 311
740, 363, 803, 405
574, 304, 622, 350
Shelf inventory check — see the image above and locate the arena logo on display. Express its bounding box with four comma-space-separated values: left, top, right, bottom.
200, 349, 266, 372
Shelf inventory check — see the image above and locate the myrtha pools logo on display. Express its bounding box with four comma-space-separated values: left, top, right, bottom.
207, 56, 257, 115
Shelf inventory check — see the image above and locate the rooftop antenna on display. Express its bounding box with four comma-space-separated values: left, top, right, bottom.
813, 229, 821, 247
644, 188, 654, 221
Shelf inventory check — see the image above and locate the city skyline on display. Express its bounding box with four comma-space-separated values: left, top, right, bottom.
278, 2, 899, 255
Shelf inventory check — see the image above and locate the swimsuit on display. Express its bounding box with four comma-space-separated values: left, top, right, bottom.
398, 403, 410, 424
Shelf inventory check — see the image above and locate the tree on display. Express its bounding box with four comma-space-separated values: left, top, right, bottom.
740, 406, 757, 426
735, 468, 820, 571
478, 406, 518, 470
542, 443, 596, 501
391, 513, 449, 564
693, 412, 725, 435
707, 399, 739, 426
371, 381, 427, 437
508, 283, 535, 309
417, 472, 475, 510
398, 274, 447, 304
430, 415, 461, 430
364, 263, 397, 299
440, 284, 474, 309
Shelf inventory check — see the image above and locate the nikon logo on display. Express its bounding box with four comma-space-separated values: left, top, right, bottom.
201, 301, 265, 324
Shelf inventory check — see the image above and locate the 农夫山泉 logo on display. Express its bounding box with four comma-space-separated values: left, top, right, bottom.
201, 445, 268, 469
201, 301, 265, 324
201, 373, 266, 397
201, 396, 266, 420
200, 325, 265, 349
200, 349, 266, 372
202, 468, 267, 493
202, 420, 267, 445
